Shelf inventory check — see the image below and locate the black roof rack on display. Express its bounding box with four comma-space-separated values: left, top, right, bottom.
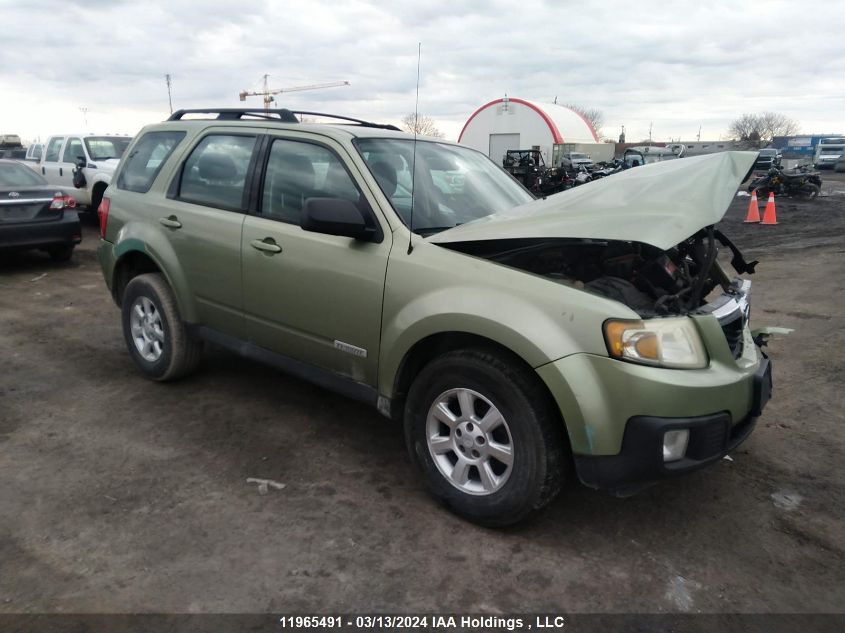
166, 108, 401, 131
289, 111, 401, 131
168, 108, 299, 122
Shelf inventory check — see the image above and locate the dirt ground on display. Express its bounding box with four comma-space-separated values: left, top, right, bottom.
1, 171, 844, 615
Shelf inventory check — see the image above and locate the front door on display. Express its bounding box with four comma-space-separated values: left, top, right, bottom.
241, 136, 391, 386
60, 137, 86, 201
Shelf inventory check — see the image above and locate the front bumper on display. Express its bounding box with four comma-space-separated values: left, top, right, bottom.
0, 212, 81, 251
574, 357, 771, 493
536, 299, 770, 492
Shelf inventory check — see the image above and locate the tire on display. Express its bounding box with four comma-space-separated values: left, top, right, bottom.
404, 348, 566, 526
90, 185, 106, 216
47, 244, 74, 262
796, 183, 820, 200
121, 273, 203, 381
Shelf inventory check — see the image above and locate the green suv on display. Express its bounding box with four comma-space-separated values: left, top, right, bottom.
98, 108, 775, 525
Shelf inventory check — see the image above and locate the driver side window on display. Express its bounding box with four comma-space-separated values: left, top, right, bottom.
261, 139, 363, 225
62, 138, 84, 164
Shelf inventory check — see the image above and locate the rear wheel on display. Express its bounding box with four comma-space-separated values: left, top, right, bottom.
121, 273, 203, 381
47, 244, 74, 262
404, 348, 566, 526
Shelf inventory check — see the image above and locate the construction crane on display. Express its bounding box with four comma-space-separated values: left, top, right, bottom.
239, 75, 350, 112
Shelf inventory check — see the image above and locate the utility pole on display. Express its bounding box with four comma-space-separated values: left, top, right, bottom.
697, 125, 701, 141
79, 107, 89, 129
165, 74, 173, 114
648, 122, 653, 144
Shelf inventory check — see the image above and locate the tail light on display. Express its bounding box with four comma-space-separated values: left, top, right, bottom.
49, 194, 77, 210
98, 196, 110, 239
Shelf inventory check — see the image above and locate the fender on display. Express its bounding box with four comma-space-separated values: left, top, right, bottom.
112, 220, 198, 322
377, 241, 635, 398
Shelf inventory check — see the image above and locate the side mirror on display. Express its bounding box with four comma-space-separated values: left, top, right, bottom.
76, 156, 86, 168
302, 198, 375, 241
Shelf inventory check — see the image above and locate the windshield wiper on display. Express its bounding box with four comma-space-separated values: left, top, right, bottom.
414, 224, 463, 237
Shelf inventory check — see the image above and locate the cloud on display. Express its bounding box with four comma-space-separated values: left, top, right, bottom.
0, 0, 843, 142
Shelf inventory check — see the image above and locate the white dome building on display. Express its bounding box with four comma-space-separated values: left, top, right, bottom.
458, 97, 611, 167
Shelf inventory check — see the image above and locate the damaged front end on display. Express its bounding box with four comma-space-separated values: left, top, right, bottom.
429, 151, 767, 365
441, 227, 757, 321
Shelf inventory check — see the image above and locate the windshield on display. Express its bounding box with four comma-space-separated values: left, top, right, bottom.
568, 153, 588, 159
759, 150, 777, 156
84, 136, 131, 160
0, 161, 48, 187
355, 138, 533, 235
820, 147, 843, 154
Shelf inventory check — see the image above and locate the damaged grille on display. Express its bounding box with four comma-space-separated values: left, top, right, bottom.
719, 310, 745, 360
702, 280, 751, 361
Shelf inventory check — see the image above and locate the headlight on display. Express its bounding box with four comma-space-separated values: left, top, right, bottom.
603, 317, 708, 369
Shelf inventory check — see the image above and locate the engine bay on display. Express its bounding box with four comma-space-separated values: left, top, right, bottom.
443, 228, 758, 317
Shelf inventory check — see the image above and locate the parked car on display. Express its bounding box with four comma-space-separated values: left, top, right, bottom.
97, 108, 776, 526
32, 133, 132, 212
0, 159, 80, 261
835, 155, 845, 173
0, 133, 26, 160
753, 148, 782, 171
560, 151, 594, 171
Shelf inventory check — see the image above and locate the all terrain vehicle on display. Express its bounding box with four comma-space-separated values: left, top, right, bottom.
502, 149, 568, 195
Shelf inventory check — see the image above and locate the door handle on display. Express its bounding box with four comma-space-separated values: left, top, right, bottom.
250, 238, 282, 254
41, 166, 45, 175
59, 167, 63, 177
159, 216, 182, 229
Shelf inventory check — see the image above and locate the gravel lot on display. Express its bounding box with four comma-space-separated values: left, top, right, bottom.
1, 172, 844, 614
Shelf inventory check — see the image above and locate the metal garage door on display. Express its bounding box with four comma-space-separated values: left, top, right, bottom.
488, 133, 520, 165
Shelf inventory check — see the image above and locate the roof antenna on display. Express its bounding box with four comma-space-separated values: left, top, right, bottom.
408, 42, 421, 255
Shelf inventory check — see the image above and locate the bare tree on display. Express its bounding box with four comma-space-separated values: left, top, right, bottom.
759, 112, 799, 142
728, 112, 799, 143
401, 113, 444, 138
562, 103, 604, 136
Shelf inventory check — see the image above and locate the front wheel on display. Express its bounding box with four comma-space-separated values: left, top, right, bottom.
121, 273, 203, 381
404, 349, 566, 526
796, 183, 820, 200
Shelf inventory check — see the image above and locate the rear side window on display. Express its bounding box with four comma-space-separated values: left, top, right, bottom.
117, 131, 185, 193
177, 134, 256, 211
45, 137, 64, 162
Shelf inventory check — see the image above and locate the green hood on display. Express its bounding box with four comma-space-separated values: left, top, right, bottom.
428, 151, 757, 251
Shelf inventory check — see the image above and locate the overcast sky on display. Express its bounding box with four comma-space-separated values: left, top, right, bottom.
1, 0, 843, 144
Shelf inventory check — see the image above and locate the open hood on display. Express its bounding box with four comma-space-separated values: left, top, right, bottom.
428, 151, 757, 251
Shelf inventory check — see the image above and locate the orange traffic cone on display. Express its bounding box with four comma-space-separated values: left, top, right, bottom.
744, 191, 761, 223
761, 192, 778, 225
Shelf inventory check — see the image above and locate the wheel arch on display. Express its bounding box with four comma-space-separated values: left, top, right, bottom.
111, 240, 197, 322
90, 179, 109, 211
386, 331, 566, 435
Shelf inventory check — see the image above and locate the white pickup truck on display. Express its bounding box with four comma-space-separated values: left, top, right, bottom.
32, 134, 132, 211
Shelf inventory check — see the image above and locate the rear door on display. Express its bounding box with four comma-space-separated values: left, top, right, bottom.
41, 137, 65, 186
241, 134, 391, 385
155, 129, 260, 338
